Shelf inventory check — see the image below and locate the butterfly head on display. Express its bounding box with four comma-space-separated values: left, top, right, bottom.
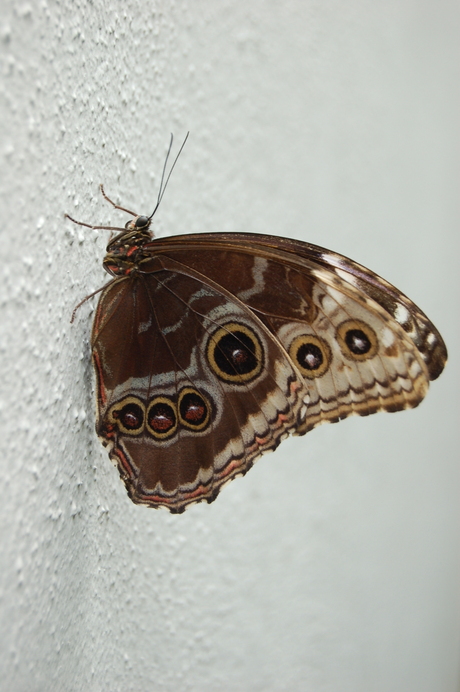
125, 215, 152, 232
106, 216, 154, 254
120, 214, 153, 239
135, 215, 151, 229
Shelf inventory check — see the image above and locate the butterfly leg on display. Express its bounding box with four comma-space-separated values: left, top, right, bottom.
64, 213, 127, 233
70, 285, 107, 324
99, 184, 137, 217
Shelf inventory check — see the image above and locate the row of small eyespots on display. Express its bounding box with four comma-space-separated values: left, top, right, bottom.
290, 320, 378, 378
206, 319, 377, 383
108, 389, 211, 439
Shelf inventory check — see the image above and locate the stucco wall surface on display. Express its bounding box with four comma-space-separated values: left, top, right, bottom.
0, 1, 459, 691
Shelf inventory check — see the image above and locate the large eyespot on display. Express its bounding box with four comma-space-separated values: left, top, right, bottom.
178, 388, 211, 431
337, 320, 378, 361
146, 398, 178, 439
207, 322, 263, 383
108, 397, 145, 435
289, 334, 331, 378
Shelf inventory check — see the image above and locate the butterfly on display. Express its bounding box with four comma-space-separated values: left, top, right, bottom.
67, 137, 447, 513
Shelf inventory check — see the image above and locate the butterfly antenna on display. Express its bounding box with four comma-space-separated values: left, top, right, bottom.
157, 134, 174, 205
149, 132, 189, 220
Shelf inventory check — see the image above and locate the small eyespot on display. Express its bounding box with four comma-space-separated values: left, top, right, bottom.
289, 334, 331, 378
108, 398, 145, 435
207, 322, 263, 383
337, 320, 378, 360
146, 398, 177, 439
135, 215, 150, 228
178, 388, 211, 431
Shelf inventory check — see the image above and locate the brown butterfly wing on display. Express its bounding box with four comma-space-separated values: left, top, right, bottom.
91, 255, 308, 512
145, 233, 446, 434
92, 232, 447, 512
149, 232, 447, 382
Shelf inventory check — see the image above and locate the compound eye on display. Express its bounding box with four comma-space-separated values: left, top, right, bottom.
135, 215, 150, 228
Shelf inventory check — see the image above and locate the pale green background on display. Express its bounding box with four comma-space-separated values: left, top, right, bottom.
0, 1, 458, 690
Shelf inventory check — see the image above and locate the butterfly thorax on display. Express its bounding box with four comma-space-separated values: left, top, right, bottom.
103, 218, 154, 277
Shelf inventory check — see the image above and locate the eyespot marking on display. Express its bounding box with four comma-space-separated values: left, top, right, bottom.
337, 320, 378, 361
108, 397, 145, 435
289, 334, 331, 378
146, 398, 178, 439
207, 322, 263, 383
179, 388, 211, 431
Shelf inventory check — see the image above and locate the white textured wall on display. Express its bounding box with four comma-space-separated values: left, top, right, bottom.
1, 2, 458, 691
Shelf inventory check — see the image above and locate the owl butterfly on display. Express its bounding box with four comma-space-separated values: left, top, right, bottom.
67, 138, 447, 513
